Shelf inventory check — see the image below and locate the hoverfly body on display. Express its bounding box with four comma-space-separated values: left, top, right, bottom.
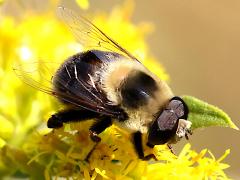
15, 7, 192, 160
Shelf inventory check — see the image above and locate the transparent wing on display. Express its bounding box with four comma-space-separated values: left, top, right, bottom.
57, 6, 140, 63
14, 7, 135, 118
13, 62, 57, 95
13, 61, 124, 118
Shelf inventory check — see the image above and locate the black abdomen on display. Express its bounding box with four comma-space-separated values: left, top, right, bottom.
53, 50, 123, 105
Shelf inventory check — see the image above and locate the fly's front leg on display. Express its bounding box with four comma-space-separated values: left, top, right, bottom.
132, 131, 156, 161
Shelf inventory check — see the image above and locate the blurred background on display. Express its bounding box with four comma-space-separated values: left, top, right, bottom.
1, 0, 239, 178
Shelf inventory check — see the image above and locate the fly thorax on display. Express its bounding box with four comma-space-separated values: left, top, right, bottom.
119, 70, 159, 109
102, 60, 145, 105
114, 108, 153, 133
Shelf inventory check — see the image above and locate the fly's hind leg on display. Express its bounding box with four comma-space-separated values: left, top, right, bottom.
85, 116, 112, 162
89, 116, 112, 142
47, 109, 112, 142
48, 109, 112, 163
47, 109, 99, 128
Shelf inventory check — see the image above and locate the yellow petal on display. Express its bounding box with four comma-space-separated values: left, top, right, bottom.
76, 0, 89, 10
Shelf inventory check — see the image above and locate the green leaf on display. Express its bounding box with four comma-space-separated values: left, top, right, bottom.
181, 96, 239, 130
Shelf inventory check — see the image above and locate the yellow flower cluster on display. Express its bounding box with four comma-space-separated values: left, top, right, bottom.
0, 0, 231, 179
24, 123, 229, 179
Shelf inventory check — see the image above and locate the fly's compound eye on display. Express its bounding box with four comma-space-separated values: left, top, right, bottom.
167, 99, 184, 118
169, 96, 189, 119
157, 109, 178, 131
